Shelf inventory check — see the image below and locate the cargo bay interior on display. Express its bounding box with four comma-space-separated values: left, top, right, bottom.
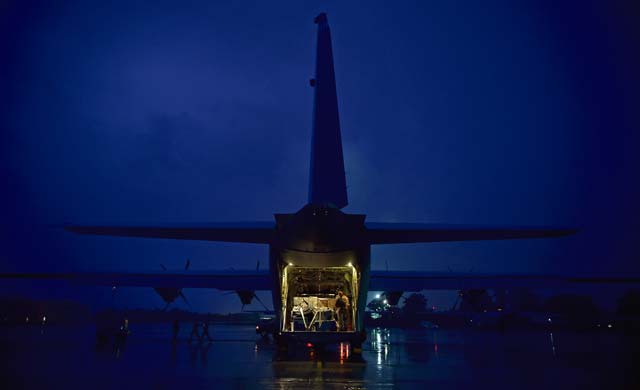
280, 264, 358, 333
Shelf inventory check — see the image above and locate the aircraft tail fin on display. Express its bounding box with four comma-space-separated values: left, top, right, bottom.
308, 13, 348, 209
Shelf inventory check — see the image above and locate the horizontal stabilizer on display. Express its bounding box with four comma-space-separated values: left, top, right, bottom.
0, 270, 272, 290
365, 223, 577, 244
65, 222, 275, 244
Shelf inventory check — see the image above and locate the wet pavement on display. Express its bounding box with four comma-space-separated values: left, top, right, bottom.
1, 323, 639, 389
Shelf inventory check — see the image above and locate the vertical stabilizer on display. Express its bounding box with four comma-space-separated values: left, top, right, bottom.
308, 13, 348, 209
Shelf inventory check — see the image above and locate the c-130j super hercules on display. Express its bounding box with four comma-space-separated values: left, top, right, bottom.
15, 13, 631, 352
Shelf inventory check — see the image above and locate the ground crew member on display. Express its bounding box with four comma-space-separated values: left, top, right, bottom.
172, 319, 180, 342
189, 320, 200, 342
335, 291, 346, 331
341, 293, 351, 330
201, 321, 212, 342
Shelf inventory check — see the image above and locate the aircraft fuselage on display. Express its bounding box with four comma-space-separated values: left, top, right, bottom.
269, 204, 370, 345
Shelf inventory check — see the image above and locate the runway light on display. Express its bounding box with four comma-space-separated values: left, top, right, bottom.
608, 324, 612, 328
497, 308, 502, 312
548, 318, 552, 323
256, 326, 260, 330
383, 299, 388, 305
306, 342, 313, 348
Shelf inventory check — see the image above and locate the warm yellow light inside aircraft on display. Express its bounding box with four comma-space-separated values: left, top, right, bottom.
280, 264, 359, 333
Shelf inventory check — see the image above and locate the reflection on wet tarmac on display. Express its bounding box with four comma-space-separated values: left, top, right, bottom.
1, 324, 639, 388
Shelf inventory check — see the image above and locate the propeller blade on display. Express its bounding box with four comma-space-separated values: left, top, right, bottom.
179, 291, 192, 309
185, 259, 191, 271
252, 292, 270, 311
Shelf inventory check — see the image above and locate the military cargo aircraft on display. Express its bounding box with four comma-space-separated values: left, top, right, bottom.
5, 13, 638, 352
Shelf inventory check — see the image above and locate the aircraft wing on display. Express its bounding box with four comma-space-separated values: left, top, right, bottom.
0, 270, 272, 290
369, 271, 640, 291
64, 222, 275, 244
365, 223, 577, 244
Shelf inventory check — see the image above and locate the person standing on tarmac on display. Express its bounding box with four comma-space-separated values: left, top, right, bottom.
189, 320, 200, 342
172, 319, 180, 343
200, 321, 212, 342
113, 318, 130, 357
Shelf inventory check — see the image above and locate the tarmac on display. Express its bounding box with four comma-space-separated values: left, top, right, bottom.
1, 323, 639, 389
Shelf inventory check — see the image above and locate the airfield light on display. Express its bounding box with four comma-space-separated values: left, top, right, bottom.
497, 308, 502, 312
288, 262, 293, 267
383, 299, 388, 305
375, 294, 380, 299
306, 342, 313, 348
608, 324, 613, 328
548, 318, 552, 323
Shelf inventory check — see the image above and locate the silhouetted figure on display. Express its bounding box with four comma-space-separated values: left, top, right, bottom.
200, 321, 212, 342
189, 320, 200, 342
342, 294, 351, 331
113, 318, 130, 357
172, 319, 180, 342
335, 291, 347, 331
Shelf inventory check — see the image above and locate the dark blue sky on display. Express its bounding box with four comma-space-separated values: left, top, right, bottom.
1, 0, 639, 311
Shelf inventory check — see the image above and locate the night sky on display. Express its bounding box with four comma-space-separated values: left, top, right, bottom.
1, 1, 639, 312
